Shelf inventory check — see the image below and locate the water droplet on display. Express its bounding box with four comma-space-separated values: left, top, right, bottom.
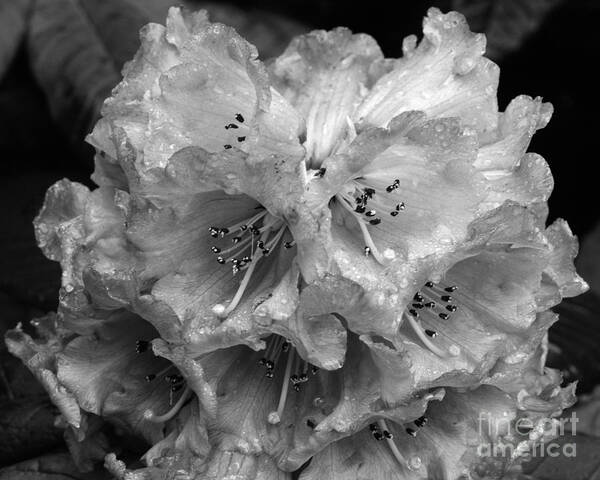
408, 456, 422, 471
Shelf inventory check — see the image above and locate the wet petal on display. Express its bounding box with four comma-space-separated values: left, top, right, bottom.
355, 8, 499, 134
544, 219, 589, 297
5, 316, 82, 428
300, 384, 568, 480
56, 312, 175, 442
270, 28, 384, 165
87, 7, 305, 200
476, 96, 554, 209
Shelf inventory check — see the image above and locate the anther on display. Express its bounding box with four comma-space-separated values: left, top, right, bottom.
209, 227, 219, 238
414, 416, 428, 428
211, 246, 221, 253
364, 187, 375, 198
369, 218, 381, 225
217, 256, 225, 264
390, 210, 399, 216
232, 236, 242, 244
311, 366, 319, 375
409, 309, 419, 317
355, 205, 366, 213
224, 144, 232, 150
441, 295, 452, 302
444, 286, 458, 292
373, 431, 384, 441
284, 241, 295, 249
413, 293, 424, 302
136, 340, 150, 353
425, 301, 436, 308
235, 113, 245, 123
406, 428, 417, 437
425, 281, 434, 288
171, 383, 184, 393
237, 136, 246, 142
314, 167, 326, 178
365, 210, 376, 217
225, 123, 238, 129
306, 419, 317, 429
425, 329, 437, 337
383, 430, 393, 439
144, 387, 191, 424
446, 305, 457, 312
365, 246, 371, 256
145, 374, 156, 382
439, 313, 449, 320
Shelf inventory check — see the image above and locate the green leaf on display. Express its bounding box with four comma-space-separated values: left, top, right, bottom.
451, 0, 564, 60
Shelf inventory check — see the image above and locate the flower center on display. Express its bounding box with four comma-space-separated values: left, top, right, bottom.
403, 281, 461, 358
370, 419, 424, 471
208, 208, 294, 318
257, 335, 319, 425
135, 341, 191, 423
334, 177, 405, 263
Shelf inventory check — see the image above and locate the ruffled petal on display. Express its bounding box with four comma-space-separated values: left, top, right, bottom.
56, 312, 175, 442
5, 316, 82, 428
269, 28, 384, 165
301, 382, 573, 480
355, 8, 499, 134
544, 219, 589, 297
476, 96, 554, 209
87, 7, 306, 204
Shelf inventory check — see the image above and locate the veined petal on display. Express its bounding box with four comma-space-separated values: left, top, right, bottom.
87, 7, 306, 200
476, 96, 554, 209
300, 384, 570, 480
56, 312, 176, 442
544, 219, 589, 297
5, 315, 81, 428
270, 28, 384, 165
355, 8, 499, 134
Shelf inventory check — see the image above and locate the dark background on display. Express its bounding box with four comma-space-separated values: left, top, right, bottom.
1, 0, 599, 478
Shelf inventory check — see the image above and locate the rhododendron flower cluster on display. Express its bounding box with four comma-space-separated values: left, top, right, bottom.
6, 6, 587, 480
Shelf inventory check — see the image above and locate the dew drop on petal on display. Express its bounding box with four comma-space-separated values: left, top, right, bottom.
268, 411, 281, 424
383, 248, 396, 260
449, 344, 461, 357
408, 456, 422, 471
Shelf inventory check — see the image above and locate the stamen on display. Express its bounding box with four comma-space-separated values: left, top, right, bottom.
268, 345, 295, 425
135, 340, 150, 353
378, 419, 410, 467
405, 313, 448, 357
144, 386, 191, 423
218, 251, 262, 318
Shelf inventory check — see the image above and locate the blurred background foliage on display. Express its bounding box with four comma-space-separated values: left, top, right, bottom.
1, 0, 599, 478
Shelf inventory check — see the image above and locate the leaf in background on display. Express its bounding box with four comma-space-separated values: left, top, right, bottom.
520, 434, 600, 480
26, 0, 306, 157
578, 221, 600, 297
451, 0, 564, 61
0, 397, 63, 467
26, 0, 123, 152
573, 386, 600, 438
0, 0, 33, 79
0, 452, 112, 480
